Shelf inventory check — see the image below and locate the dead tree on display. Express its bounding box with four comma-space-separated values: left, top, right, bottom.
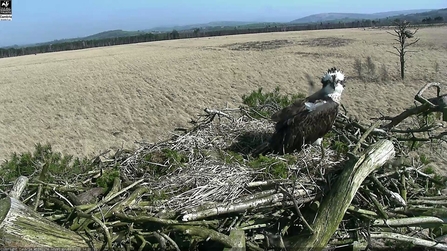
387, 20, 420, 80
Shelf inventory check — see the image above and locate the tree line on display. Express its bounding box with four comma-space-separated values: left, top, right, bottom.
0, 16, 444, 59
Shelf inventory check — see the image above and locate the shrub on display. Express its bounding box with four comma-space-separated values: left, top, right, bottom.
353, 58, 363, 78
354, 56, 387, 82
242, 87, 305, 118
379, 63, 390, 82
365, 56, 376, 77
0, 143, 93, 184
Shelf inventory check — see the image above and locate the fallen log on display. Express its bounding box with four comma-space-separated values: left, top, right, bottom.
0, 196, 92, 249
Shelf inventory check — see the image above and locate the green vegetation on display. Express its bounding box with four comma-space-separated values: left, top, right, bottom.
248, 155, 289, 179
142, 148, 188, 177
0, 143, 93, 184
220, 150, 245, 164
242, 87, 305, 118
96, 169, 120, 188
419, 153, 431, 165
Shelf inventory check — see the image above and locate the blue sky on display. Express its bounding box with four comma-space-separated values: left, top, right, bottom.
0, 0, 445, 47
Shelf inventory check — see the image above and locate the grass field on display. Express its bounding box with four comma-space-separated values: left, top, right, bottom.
0, 26, 446, 161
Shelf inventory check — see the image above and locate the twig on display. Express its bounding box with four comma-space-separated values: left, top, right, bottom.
170, 225, 234, 248
369, 175, 406, 207
353, 120, 381, 154
415, 82, 442, 108
76, 210, 112, 250
153, 232, 167, 250
278, 185, 314, 234
34, 184, 42, 211
159, 232, 181, 251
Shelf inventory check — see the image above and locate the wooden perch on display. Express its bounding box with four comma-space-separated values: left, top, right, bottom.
0, 197, 91, 249
288, 139, 395, 251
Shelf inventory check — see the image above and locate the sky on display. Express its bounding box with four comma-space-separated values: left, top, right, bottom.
0, 0, 445, 47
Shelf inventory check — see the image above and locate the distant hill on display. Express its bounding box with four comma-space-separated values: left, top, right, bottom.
393, 8, 447, 22
290, 9, 434, 23
82, 29, 148, 40
2, 30, 151, 49
146, 21, 256, 32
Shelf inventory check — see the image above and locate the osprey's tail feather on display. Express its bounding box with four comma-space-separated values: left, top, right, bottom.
251, 141, 271, 157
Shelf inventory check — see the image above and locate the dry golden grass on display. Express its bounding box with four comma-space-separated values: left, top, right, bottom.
0, 26, 446, 161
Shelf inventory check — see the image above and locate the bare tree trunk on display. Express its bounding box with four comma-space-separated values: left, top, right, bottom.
387, 20, 419, 80
400, 55, 405, 80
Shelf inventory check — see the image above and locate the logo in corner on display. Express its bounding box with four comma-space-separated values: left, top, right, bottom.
0, 0, 12, 21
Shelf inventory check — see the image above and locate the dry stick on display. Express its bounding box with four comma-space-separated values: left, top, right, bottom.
369, 175, 406, 207
170, 225, 234, 248
136, 234, 147, 251
409, 200, 447, 206
246, 241, 264, 251
288, 139, 395, 251
414, 82, 442, 108
364, 190, 388, 219
113, 213, 219, 227
159, 232, 181, 251
181, 188, 309, 221
352, 120, 382, 155
34, 184, 42, 211
400, 170, 407, 202
278, 186, 314, 234
372, 216, 445, 228
153, 232, 167, 250
76, 210, 112, 250
419, 196, 447, 200
381, 82, 445, 129
347, 205, 378, 217
370, 232, 447, 251
204, 108, 232, 119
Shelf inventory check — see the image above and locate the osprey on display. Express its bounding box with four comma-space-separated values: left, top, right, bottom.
252, 67, 346, 156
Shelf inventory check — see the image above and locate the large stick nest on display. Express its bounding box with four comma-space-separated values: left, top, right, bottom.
1, 82, 447, 251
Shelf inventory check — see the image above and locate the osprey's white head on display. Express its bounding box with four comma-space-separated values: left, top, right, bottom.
321, 67, 346, 103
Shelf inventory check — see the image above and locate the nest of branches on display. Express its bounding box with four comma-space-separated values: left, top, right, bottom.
1, 83, 447, 251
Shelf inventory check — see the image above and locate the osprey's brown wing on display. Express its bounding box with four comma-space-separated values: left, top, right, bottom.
271, 99, 307, 123
268, 98, 339, 154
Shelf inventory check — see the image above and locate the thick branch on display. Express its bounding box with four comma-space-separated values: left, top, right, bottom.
289, 140, 395, 251
170, 225, 234, 248
371, 232, 447, 251
380, 82, 446, 129
373, 216, 445, 228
